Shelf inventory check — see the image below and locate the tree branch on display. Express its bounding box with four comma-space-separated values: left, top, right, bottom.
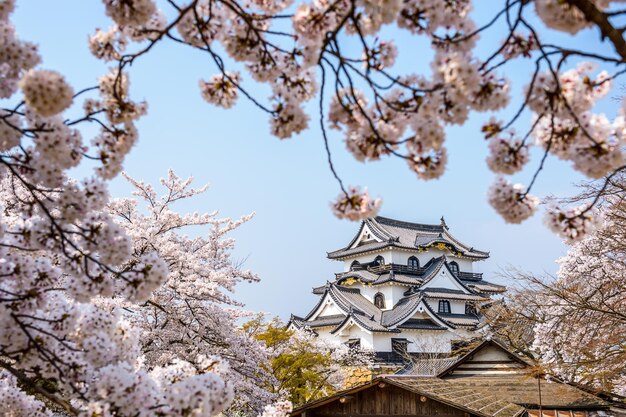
566, 0, 626, 60
0, 360, 79, 416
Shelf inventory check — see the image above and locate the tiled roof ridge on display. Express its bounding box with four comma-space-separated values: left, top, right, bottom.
302, 285, 331, 320
384, 377, 525, 417
437, 311, 480, 319
327, 284, 399, 333
380, 293, 420, 327
442, 228, 490, 256
375, 216, 444, 233
367, 218, 398, 241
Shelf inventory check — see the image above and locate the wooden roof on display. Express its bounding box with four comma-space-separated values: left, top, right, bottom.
292, 339, 611, 417
437, 339, 531, 378
291, 373, 610, 417
291, 376, 525, 417
447, 376, 609, 409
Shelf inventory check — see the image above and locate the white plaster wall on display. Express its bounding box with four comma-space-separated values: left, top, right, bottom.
318, 323, 479, 354
425, 298, 466, 314
310, 294, 342, 319
421, 268, 466, 291
372, 333, 392, 351
390, 250, 475, 270
404, 330, 458, 353
358, 284, 407, 309
316, 302, 343, 317
341, 249, 395, 271
367, 330, 473, 353
330, 324, 374, 350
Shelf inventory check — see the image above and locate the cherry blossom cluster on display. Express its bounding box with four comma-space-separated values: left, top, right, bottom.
526, 65, 623, 182
487, 177, 539, 224
84, 360, 233, 417
331, 186, 382, 221
544, 204, 602, 243
534, 0, 612, 34
483, 61, 622, 234
199, 72, 241, 109
82, 0, 626, 235
108, 171, 277, 415
0, 372, 51, 417
528, 198, 626, 395
486, 129, 529, 175
0, 0, 40, 99
0, 3, 238, 416
258, 401, 293, 417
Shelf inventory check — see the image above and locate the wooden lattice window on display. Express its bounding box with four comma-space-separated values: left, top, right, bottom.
374, 292, 386, 309
407, 256, 419, 268
465, 302, 476, 315
438, 300, 451, 314
346, 338, 361, 350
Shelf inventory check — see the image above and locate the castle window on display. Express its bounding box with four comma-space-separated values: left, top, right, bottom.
438, 300, 451, 314
350, 260, 360, 271
407, 256, 419, 269
346, 338, 361, 350
374, 292, 386, 309
374, 255, 385, 265
448, 261, 459, 275
465, 302, 476, 315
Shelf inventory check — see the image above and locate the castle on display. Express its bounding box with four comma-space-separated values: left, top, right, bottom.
288, 216, 505, 363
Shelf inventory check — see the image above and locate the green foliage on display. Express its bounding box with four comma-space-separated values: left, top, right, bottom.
243, 316, 340, 406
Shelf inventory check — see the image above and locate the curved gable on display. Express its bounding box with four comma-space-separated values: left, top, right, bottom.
421, 260, 475, 294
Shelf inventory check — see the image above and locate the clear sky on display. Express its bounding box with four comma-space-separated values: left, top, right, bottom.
12, 2, 618, 320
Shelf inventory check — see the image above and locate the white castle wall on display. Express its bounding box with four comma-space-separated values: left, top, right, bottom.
318, 326, 474, 354
355, 283, 408, 310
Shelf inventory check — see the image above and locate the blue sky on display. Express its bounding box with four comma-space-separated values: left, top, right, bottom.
12, 2, 618, 319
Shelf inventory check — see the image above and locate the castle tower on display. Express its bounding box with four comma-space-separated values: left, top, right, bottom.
288, 216, 506, 364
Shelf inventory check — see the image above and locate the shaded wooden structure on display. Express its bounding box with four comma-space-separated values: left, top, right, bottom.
292, 376, 524, 417
292, 340, 621, 417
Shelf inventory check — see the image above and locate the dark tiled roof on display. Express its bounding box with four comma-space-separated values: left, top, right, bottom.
447, 376, 608, 409
303, 314, 346, 328
329, 240, 393, 258
328, 217, 489, 260
387, 377, 525, 417
298, 282, 476, 333
333, 258, 500, 296
435, 311, 481, 327
299, 264, 490, 333
422, 287, 488, 301
462, 279, 507, 294
312, 285, 326, 295
397, 318, 446, 330
328, 285, 392, 332
373, 272, 423, 285
292, 376, 525, 417
334, 269, 379, 283
381, 293, 424, 327
396, 357, 459, 375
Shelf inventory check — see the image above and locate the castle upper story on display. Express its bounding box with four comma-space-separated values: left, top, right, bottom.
289, 216, 506, 360
328, 216, 489, 273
